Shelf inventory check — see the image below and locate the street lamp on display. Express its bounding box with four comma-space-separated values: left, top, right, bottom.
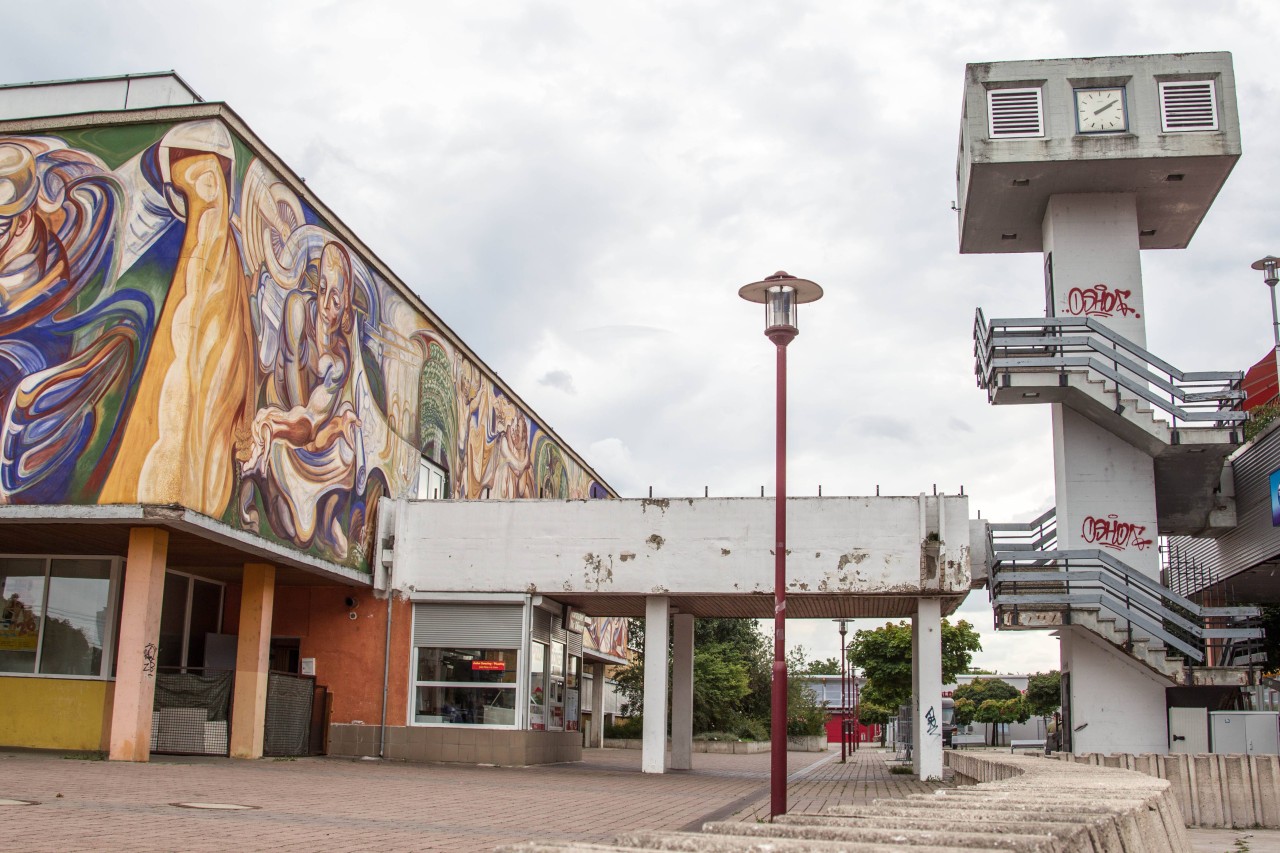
835, 619, 848, 763
1252, 255, 1280, 400
739, 270, 824, 820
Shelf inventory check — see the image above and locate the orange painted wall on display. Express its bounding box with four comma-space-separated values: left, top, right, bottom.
223, 585, 411, 726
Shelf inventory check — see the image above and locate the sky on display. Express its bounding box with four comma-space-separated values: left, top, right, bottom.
7, 0, 1279, 675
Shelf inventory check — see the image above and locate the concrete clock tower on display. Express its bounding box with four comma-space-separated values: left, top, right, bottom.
959, 53, 1252, 755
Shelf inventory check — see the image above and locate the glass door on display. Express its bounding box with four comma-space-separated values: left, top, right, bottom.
529, 642, 547, 730
548, 639, 565, 730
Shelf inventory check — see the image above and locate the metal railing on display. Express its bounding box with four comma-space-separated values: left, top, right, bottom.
991, 547, 1261, 665
974, 310, 1245, 431
990, 506, 1057, 553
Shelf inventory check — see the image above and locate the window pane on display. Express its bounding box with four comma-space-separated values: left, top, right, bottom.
414, 685, 516, 726
39, 559, 112, 676
416, 648, 517, 684
159, 573, 189, 669
0, 558, 46, 674
530, 642, 547, 730
186, 580, 223, 670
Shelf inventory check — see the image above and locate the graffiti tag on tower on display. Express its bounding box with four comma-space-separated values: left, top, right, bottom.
1066, 284, 1140, 319
1081, 514, 1153, 551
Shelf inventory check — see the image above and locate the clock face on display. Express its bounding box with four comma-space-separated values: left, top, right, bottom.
1075, 88, 1127, 133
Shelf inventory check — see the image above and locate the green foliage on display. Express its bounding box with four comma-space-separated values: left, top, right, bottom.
610, 617, 772, 732
693, 642, 751, 733
1025, 671, 1062, 717
802, 656, 841, 675
952, 697, 976, 727
735, 718, 769, 741
604, 717, 644, 739
855, 702, 891, 727
889, 765, 915, 775
1245, 399, 1280, 442
952, 677, 1020, 707
786, 678, 829, 737
846, 619, 983, 710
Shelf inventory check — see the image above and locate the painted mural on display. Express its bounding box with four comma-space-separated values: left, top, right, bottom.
0, 121, 608, 569
582, 616, 629, 661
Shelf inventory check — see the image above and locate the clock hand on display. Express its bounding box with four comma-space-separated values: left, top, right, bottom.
1094, 100, 1118, 116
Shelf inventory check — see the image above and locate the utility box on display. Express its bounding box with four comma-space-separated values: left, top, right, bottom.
1169, 707, 1209, 754
1210, 711, 1280, 755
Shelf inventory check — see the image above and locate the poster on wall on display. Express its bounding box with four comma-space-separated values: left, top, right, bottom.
1271, 468, 1280, 526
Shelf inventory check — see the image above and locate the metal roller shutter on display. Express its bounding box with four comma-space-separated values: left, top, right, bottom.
532, 608, 552, 643
412, 603, 523, 648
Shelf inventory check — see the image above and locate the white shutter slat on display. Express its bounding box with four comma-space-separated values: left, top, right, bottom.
1160, 81, 1218, 132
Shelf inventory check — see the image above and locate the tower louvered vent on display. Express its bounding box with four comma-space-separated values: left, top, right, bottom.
987, 88, 1044, 139
1159, 80, 1218, 132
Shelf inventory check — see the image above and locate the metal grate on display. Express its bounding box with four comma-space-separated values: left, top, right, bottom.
412, 603, 523, 648
152, 668, 233, 756
988, 88, 1044, 139
263, 671, 316, 757
1160, 80, 1218, 132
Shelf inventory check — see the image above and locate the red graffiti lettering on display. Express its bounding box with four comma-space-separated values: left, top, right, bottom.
1080, 514, 1153, 551
1065, 284, 1140, 319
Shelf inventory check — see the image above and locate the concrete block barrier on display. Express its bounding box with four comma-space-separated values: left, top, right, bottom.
1070, 752, 1280, 829
498, 751, 1192, 852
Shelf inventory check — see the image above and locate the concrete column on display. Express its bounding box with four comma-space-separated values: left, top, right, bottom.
230, 563, 275, 759
670, 613, 695, 771
910, 611, 921, 763
642, 595, 669, 774
589, 660, 607, 748
914, 597, 944, 781
109, 527, 170, 762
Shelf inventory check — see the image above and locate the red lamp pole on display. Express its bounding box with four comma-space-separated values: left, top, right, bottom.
739, 271, 823, 821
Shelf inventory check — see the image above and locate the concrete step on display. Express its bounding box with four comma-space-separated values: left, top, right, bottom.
697, 820, 1060, 850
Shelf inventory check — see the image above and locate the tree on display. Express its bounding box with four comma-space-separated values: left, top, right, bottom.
952, 697, 976, 728
856, 702, 892, 746
952, 677, 1020, 706
846, 619, 983, 710
612, 617, 771, 732
1025, 671, 1061, 718
802, 657, 841, 675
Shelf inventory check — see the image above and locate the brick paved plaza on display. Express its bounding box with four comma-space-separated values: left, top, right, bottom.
3, 744, 1277, 851
0, 745, 942, 852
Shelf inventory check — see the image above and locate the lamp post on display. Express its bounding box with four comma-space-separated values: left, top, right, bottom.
835, 619, 848, 762
740, 271, 824, 820
1252, 255, 1280, 401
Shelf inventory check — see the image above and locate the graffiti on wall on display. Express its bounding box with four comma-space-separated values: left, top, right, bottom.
1064, 284, 1140, 320
1080, 514, 1153, 552
0, 122, 607, 568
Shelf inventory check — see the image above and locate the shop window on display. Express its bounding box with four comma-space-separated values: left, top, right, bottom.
413, 647, 518, 727
157, 571, 225, 671
0, 556, 118, 677
565, 654, 581, 732
548, 639, 566, 730
529, 642, 547, 730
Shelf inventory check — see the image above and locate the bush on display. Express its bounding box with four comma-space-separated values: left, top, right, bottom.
693, 731, 739, 742
604, 717, 644, 739
735, 718, 769, 742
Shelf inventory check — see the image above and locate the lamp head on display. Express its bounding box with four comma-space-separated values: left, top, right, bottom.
739, 271, 823, 343
1252, 256, 1280, 287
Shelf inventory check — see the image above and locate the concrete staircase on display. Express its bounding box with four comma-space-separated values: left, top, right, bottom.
497, 751, 1193, 852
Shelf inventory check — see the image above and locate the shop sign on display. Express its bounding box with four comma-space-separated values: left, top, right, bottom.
566, 609, 587, 633
1271, 468, 1280, 527
471, 660, 506, 672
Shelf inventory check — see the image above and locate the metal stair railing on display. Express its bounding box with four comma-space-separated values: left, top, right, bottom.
989, 506, 1057, 552
974, 311, 1245, 431
991, 547, 1262, 665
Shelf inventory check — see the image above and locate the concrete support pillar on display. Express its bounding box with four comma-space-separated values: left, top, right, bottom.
642, 595, 670, 774
230, 563, 276, 759
589, 660, 607, 748
109, 528, 170, 762
670, 613, 695, 771
910, 611, 920, 763
913, 597, 944, 781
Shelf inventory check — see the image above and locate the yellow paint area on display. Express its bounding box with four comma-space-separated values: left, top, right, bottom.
0, 677, 113, 751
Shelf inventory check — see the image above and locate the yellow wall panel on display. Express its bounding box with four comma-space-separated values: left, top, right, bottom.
0, 677, 112, 751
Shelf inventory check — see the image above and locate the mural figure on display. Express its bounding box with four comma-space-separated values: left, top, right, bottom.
241, 241, 364, 557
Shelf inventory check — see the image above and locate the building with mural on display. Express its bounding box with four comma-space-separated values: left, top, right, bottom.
0, 72, 619, 762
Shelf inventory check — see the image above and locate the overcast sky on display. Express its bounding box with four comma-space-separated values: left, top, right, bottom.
9, 0, 1279, 674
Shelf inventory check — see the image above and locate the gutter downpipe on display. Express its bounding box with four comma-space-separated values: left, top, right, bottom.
378, 501, 399, 759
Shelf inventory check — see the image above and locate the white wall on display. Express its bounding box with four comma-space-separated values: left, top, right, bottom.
387, 495, 972, 598
1063, 625, 1171, 755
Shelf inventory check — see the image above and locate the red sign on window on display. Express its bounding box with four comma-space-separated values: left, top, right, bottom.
472, 660, 506, 672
